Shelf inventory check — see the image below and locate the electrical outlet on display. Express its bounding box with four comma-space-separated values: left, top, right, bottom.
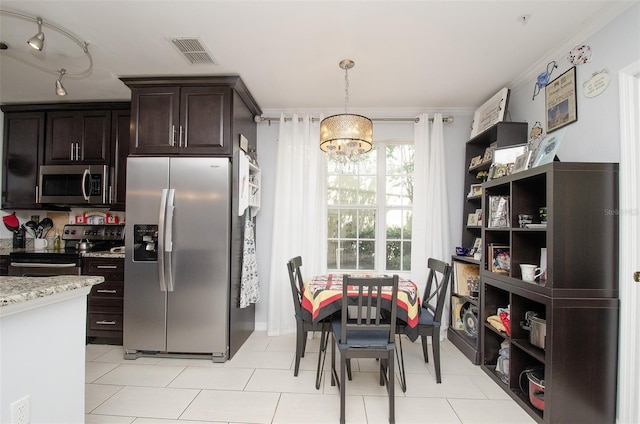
10, 395, 30, 424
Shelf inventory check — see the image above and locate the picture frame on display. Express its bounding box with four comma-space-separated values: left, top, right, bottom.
469, 237, 482, 255
482, 146, 494, 163
471, 87, 510, 138
545, 67, 577, 133
488, 195, 510, 228
532, 128, 565, 168
513, 151, 532, 173
489, 245, 511, 275
468, 155, 483, 169
467, 183, 482, 198
467, 213, 479, 226
475, 208, 483, 225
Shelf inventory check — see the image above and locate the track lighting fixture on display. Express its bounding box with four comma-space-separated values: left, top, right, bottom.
1, 10, 93, 97
55, 69, 67, 96
27, 16, 45, 51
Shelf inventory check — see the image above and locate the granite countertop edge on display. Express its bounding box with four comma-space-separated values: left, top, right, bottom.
0, 275, 105, 309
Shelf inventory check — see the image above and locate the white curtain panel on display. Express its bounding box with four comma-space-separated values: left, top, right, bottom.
412, 113, 453, 339
267, 114, 327, 336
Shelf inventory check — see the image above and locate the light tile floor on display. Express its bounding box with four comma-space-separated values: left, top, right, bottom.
85, 332, 536, 423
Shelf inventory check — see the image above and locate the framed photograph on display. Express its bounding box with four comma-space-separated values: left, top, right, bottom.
468, 155, 483, 169
239, 134, 249, 152
488, 195, 510, 228
545, 67, 577, 133
489, 245, 511, 275
467, 213, 479, 226
469, 237, 482, 255
467, 183, 482, 198
513, 151, 532, 173
491, 163, 511, 179
482, 146, 494, 163
532, 128, 565, 168
475, 208, 483, 225
453, 262, 480, 296
471, 88, 510, 138
493, 144, 527, 164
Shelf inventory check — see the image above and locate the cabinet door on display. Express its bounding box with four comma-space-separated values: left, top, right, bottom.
111, 110, 130, 209
130, 86, 180, 155
179, 86, 230, 155
45, 111, 111, 164
2, 112, 44, 209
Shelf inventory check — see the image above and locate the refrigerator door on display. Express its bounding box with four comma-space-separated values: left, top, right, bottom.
165, 157, 231, 355
124, 157, 170, 352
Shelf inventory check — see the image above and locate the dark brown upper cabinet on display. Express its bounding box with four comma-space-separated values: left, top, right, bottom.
122, 76, 262, 157
45, 110, 111, 165
1, 111, 45, 209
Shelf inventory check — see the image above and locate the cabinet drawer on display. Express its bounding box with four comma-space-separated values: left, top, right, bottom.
89, 283, 123, 307
88, 313, 123, 331
83, 259, 124, 275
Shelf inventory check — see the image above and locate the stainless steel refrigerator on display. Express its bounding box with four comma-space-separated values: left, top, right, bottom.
124, 156, 241, 361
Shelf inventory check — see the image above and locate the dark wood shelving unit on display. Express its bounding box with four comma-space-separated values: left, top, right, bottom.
449, 121, 527, 364
479, 161, 619, 423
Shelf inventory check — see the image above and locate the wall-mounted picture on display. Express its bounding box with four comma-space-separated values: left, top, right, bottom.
532, 128, 565, 168
546, 66, 577, 133
470, 88, 510, 138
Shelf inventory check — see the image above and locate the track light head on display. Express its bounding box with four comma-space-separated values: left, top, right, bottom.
55, 69, 67, 96
27, 17, 45, 51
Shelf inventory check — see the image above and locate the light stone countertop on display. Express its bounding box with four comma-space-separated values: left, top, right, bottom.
0, 275, 104, 308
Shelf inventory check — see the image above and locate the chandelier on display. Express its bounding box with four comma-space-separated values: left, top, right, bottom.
0, 10, 93, 97
320, 59, 373, 163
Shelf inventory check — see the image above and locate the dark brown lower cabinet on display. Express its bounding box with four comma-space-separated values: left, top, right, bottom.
83, 257, 124, 344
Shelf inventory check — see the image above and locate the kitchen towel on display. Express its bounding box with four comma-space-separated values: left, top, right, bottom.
240, 213, 260, 308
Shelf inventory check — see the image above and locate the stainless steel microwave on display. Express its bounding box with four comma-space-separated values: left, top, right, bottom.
38, 164, 111, 205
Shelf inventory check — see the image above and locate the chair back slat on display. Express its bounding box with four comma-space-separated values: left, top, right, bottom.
422, 258, 453, 322
341, 274, 399, 345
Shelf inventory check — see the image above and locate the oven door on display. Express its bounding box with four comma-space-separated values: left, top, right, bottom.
9, 262, 82, 277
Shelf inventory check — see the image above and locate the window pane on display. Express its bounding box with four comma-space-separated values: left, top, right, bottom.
386, 210, 401, 239
341, 240, 357, 269
403, 241, 412, 270
402, 210, 413, 239
327, 209, 339, 238
327, 240, 338, 269
386, 241, 401, 270
339, 176, 359, 205
359, 209, 376, 238
358, 176, 377, 205
327, 176, 339, 205
358, 241, 375, 270
387, 145, 414, 175
340, 209, 357, 238
358, 149, 377, 174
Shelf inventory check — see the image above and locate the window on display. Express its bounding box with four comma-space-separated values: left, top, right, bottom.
327, 142, 414, 273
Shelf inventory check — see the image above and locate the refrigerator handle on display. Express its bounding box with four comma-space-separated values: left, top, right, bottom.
158, 188, 168, 292
165, 189, 175, 292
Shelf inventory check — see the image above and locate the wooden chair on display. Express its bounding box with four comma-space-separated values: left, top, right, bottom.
330, 274, 399, 424
286, 256, 329, 388
397, 258, 452, 390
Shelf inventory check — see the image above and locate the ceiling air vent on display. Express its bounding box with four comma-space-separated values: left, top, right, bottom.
170, 37, 216, 65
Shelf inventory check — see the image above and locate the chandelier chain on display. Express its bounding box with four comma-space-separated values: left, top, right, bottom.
344, 66, 349, 113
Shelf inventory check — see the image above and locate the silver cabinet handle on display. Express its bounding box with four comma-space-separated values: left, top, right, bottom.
179, 125, 185, 147
70, 143, 74, 160
171, 125, 176, 147
97, 265, 118, 269
96, 320, 116, 325
75, 142, 80, 161
96, 289, 117, 293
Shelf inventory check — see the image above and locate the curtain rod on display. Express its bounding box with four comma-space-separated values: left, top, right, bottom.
253, 115, 454, 125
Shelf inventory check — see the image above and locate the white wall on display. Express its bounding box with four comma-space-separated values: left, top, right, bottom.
508, 3, 640, 163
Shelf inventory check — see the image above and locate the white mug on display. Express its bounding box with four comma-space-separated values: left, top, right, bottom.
34, 238, 48, 250
520, 264, 543, 282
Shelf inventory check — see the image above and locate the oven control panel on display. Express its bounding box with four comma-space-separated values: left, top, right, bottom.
62, 224, 125, 241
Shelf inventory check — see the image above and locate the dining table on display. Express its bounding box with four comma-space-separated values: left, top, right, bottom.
300, 273, 421, 342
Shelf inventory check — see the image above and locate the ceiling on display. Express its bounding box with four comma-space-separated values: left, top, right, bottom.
0, 1, 636, 115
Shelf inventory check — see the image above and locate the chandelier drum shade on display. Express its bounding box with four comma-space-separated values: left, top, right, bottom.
320, 59, 373, 163
0, 9, 93, 96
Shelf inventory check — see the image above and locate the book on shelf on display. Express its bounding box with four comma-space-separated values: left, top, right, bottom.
453, 261, 480, 296
488, 195, 510, 228
489, 244, 510, 275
